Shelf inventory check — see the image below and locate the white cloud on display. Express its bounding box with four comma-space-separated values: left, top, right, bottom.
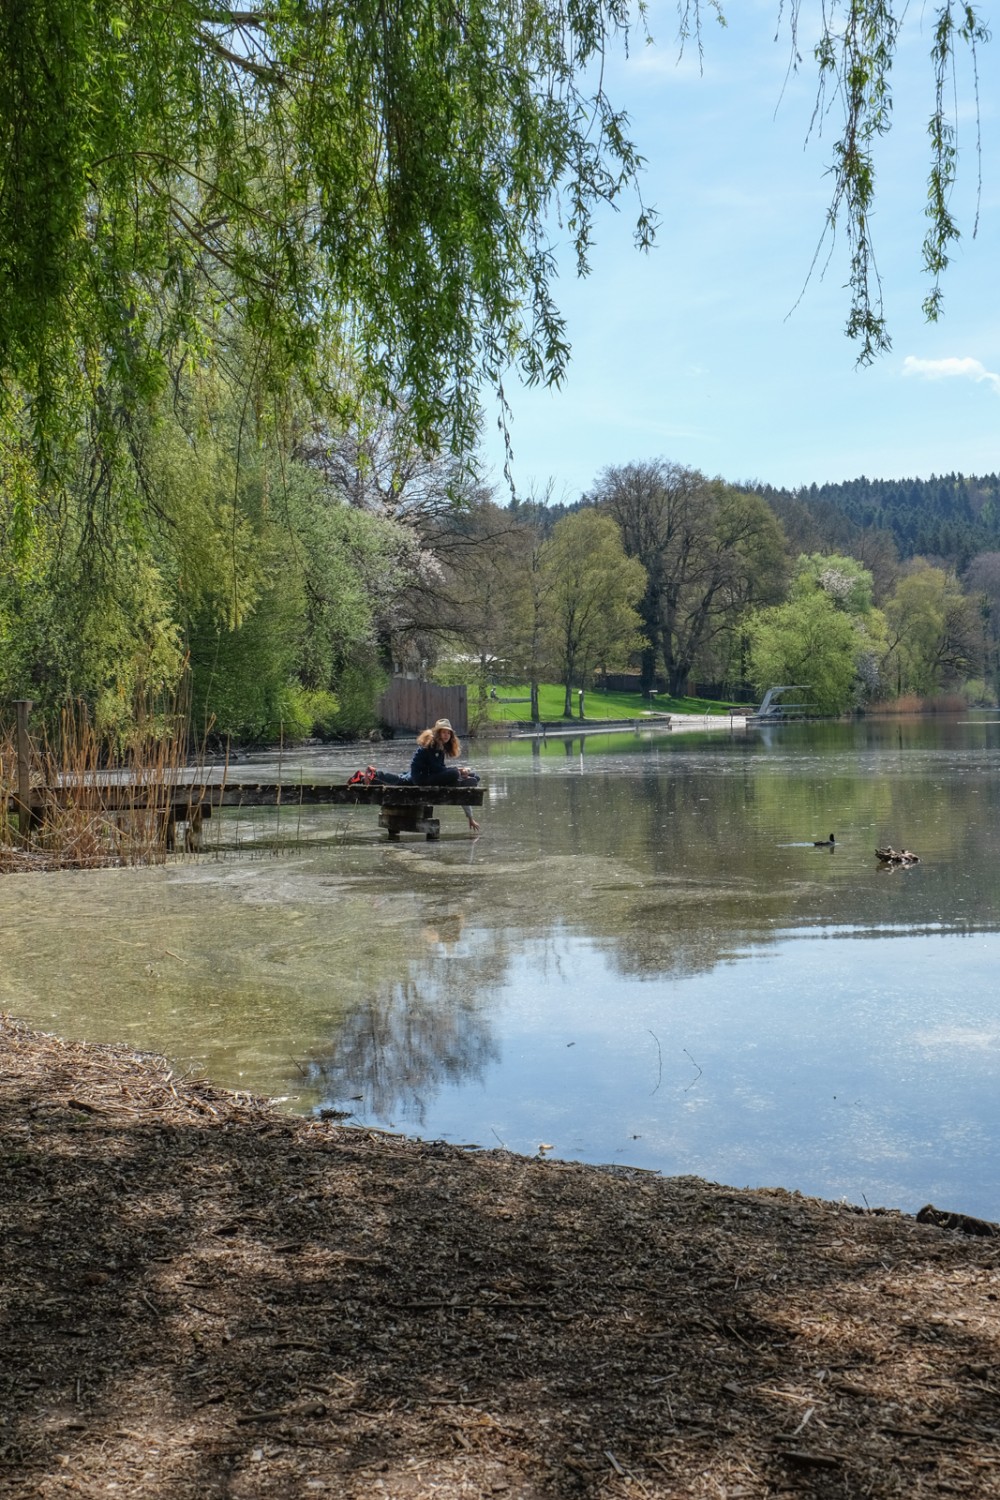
902, 355, 1000, 397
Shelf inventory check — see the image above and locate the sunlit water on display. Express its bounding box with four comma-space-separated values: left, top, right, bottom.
4, 714, 1000, 1218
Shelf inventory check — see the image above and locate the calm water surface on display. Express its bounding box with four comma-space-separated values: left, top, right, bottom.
4, 715, 1000, 1218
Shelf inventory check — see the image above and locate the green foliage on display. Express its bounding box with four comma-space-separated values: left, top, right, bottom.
747, 591, 860, 715
0, 450, 185, 731
182, 467, 404, 743
0, 341, 410, 742
142, 397, 266, 629
326, 663, 390, 739
598, 461, 787, 695
884, 561, 983, 696
187, 574, 306, 743
777, 553, 892, 709
791, 0, 989, 358
0, 0, 656, 497
960, 678, 990, 706
540, 510, 647, 717
793, 553, 875, 614
297, 689, 342, 739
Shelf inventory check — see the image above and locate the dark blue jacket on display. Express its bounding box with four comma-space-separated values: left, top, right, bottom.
409, 743, 458, 785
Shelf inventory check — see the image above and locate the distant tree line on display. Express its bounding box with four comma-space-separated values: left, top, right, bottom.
8, 421, 1000, 741
426, 461, 1000, 721
752, 473, 1000, 575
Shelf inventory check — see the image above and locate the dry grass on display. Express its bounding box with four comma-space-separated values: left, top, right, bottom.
3, 1012, 1000, 1499
1, 699, 193, 872
875, 694, 969, 716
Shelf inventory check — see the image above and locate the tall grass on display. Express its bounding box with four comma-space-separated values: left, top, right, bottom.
874, 693, 968, 716
1, 696, 195, 873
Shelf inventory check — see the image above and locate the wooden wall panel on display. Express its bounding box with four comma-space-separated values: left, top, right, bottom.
378, 679, 469, 736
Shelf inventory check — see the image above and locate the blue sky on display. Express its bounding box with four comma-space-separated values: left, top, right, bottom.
480, 1, 1000, 501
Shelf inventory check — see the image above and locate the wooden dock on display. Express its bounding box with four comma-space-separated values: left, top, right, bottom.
8, 775, 485, 848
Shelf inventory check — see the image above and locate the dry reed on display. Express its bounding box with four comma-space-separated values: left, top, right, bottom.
869, 692, 972, 716
1, 695, 195, 873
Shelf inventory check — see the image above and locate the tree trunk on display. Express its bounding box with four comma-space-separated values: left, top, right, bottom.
666, 658, 689, 696
639, 641, 658, 694
476, 654, 490, 722
637, 577, 661, 693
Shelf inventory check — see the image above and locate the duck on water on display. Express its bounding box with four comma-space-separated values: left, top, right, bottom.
813, 834, 836, 848
876, 846, 920, 866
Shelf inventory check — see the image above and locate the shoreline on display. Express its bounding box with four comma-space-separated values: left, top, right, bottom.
4, 1011, 1000, 1499
495, 712, 748, 740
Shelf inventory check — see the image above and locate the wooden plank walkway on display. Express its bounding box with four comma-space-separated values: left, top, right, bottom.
8, 776, 485, 847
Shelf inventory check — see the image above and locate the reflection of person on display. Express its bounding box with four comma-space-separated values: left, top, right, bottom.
423, 912, 465, 949
410, 719, 480, 832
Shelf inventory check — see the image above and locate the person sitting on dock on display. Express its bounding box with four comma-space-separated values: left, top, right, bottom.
356, 721, 481, 833
410, 719, 480, 831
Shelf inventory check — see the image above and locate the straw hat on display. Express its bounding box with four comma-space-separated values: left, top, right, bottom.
433, 718, 454, 733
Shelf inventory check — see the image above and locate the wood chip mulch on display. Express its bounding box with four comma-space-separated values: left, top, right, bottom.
3, 1012, 1000, 1500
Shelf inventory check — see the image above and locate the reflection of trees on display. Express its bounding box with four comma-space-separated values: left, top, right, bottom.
309, 945, 503, 1126
301, 724, 1000, 1112
597, 904, 776, 981
503, 728, 1000, 977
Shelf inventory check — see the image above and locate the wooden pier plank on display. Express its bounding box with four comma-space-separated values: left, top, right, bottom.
9, 781, 484, 812
7, 777, 484, 847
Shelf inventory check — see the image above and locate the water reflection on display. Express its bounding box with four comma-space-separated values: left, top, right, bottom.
308, 913, 502, 1126
3, 717, 1000, 1216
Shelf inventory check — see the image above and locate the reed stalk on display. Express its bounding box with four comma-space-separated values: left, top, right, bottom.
0, 687, 198, 872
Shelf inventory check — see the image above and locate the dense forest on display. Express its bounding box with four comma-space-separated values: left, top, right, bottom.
751, 474, 1000, 574
514, 473, 1000, 581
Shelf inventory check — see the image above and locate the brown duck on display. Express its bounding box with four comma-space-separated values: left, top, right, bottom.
876, 846, 919, 866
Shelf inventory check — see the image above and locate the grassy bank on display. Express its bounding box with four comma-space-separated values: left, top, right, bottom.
473, 684, 742, 726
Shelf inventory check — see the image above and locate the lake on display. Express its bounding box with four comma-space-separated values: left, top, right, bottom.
3, 713, 1000, 1220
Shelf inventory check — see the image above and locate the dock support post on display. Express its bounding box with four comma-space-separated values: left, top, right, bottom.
379, 804, 440, 841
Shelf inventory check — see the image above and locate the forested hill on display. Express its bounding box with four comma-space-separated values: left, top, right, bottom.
513, 473, 1000, 574
751, 473, 1000, 570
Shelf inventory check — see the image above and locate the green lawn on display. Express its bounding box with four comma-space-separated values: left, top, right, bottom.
474, 684, 742, 724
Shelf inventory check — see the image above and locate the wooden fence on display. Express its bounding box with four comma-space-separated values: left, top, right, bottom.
378, 678, 468, 736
